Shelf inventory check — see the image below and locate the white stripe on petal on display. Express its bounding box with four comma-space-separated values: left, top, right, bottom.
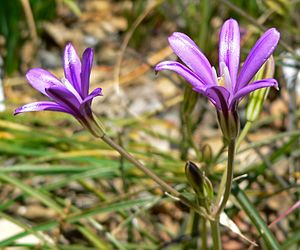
61, 78, 83, 102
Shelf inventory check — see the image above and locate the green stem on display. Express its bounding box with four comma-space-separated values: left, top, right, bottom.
214, 139, 236, 217
214, 166, 227, 211
201, 218, 207, 250
210, 220, 222, 250
100, 134, 212, 220
191, 211, 200, 236
188, 212, 200, 249
236, 121, 252, 149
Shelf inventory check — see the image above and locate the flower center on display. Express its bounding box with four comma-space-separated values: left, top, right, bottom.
218, 75, 226, 87
211, 63, 233, 93
214, 62, 232, 91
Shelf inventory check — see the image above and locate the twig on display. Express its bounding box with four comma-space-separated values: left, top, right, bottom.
219, 0, 296, 56
20, 0, 38, 45
113, 0, 163, 94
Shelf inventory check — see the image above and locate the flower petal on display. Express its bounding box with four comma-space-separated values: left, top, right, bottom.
219, 19, 240, 89
168, 32, 214, 84
14, 101, 70, 115
79, 88, 102, 116
231, 78, 278, 108
155, 61, 206, 91
237, 28, 280, 89
81, 48, 94, 98
64, 43, 82, 93
45, 86, 80, 115
26, 68, 62, 96
81, 88, 103, 107
205, 86, 230, 112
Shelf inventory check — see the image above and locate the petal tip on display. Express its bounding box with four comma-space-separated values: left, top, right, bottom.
25, 68, 41, 81
268, 28, 281, 41
65, 42, 74, 50
13, 109, 20, 116
64, 42, 79, 59
97, 88, 103, 96
168, 32, 185, 43
224, 18, 238, 25
154, 63, 164, 72
168, 33, 176, 43
83, 47, 94, 55
170, 32, 182, 37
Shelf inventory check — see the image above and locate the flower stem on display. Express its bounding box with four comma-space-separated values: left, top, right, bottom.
190, 212, 200, 248
201, 218, 207, 250
214, 139, 236, 217
210, 220, 222, 250
100, 134, 211, 219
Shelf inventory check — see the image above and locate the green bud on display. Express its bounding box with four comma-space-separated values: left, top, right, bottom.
201, 144, 212, 164
185, 161, 213, 200
217, 110, 240, 142
246, 57, 275, 122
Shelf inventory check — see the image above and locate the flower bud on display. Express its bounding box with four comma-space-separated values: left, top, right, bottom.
217, 110, 240, 142
246, 57, 275, 122
185, 161, 213, 199
201, 144, 212, 164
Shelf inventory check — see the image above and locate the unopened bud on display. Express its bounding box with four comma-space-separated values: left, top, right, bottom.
185, 161, 213, 199
201, 144, 212, 164
217, 110, 240, 142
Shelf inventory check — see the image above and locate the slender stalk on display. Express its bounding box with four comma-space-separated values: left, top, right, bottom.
214, 139, 236, 217
214, 166, 227, 210
101, 134, 179, 195
100, 134, 212, 219
236, 121, 252, 149
189, 212, 200, 249
20, 0, 38, 45
210, 220, 222, 250
191, 212, 200, 235
201, 218, 207, 250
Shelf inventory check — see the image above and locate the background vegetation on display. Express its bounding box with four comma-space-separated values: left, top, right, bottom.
0, 0, 299, 249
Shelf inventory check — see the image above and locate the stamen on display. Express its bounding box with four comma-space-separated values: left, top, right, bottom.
211, 67, 219, 85
223, 65, 232, 91
218, 62, 232, 91
217, 76, 226, 87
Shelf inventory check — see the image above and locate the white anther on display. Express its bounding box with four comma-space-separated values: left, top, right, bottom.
211, 66, 219, 85
220, 62, 232, 90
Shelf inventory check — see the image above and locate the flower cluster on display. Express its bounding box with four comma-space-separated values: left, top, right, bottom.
14, 19, 280, 141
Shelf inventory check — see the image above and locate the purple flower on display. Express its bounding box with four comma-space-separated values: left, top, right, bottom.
14, 43, 104, 137
155, 19, 280, 114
